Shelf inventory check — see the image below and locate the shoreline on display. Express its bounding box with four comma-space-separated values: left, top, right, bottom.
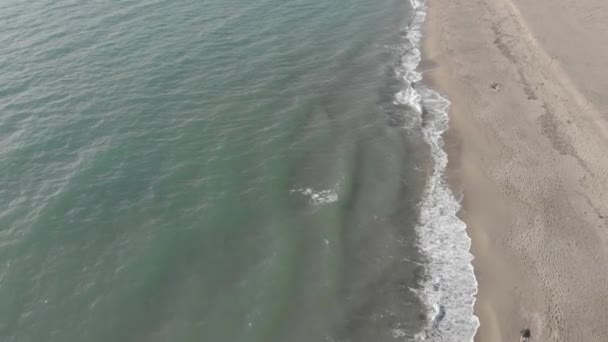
397, 1, 480, 339
423, 0, 608, 340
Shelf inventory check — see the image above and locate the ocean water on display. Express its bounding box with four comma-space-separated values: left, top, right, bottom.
0, 0, 477, 341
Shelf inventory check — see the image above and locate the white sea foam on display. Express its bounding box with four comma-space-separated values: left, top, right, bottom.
290, 187, 338, 205
395, 0, 480, 340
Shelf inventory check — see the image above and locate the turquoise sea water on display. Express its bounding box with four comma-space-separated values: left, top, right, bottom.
0, 0, 478, 341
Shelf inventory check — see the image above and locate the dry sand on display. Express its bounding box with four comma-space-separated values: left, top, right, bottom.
423, 0, 608, 340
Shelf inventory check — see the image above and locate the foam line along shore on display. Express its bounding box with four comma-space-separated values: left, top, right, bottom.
397, 1, 479, 340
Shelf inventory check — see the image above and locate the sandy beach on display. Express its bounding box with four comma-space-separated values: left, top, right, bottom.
424, 0, 608, 340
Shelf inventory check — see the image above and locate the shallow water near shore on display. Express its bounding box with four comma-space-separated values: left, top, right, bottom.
0, 0, 477, 341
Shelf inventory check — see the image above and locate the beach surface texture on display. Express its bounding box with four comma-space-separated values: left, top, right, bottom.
424, 0, 608, 340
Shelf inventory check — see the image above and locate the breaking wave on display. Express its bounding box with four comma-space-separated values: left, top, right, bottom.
395, 0, 480, 340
